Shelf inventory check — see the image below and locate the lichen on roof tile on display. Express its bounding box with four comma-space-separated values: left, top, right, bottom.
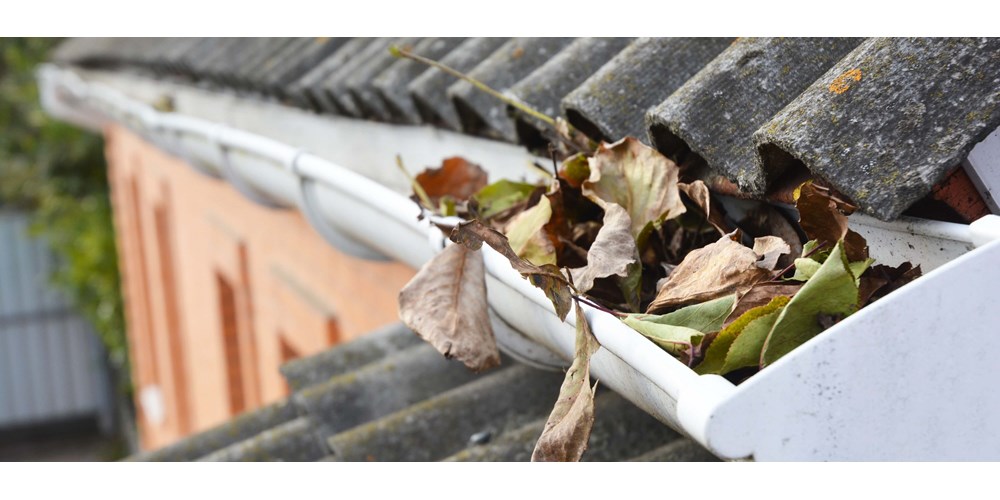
755, 37, 1000, 220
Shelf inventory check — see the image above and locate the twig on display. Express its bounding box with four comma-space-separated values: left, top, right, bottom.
548, 144, 560, 179
390, 45, 555, 128
396, 155, 433, 209
573, 294, 626, 318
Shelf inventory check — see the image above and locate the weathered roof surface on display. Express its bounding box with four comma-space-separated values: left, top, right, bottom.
447, 37, 575, 141
126, 323, 716, 462
53, 36, 999, 219
506, 37, 634, 148
755, 37, 1000, 220
408, 37, 509, 131
373, 37, 468, 124
563, 37, 731, 143
647, 37, 864, 195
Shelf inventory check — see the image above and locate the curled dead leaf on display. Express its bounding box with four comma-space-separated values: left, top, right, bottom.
752, 236, 792, 270
795, 181, 868, 262
532, 302, 599, 462
415, 157, 489, 205
678, 180, 729, 235
451, 220, 574, 321
646, 233, 786, 314
569, 203, 640, 301
583, 138, 686, 247
398, 243, 500, 372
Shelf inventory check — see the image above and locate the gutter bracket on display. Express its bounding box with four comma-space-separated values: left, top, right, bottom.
212, 126, 284, 209
288, 151, 391, 261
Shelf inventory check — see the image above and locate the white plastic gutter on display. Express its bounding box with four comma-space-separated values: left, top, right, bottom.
39, 64, 1000, 460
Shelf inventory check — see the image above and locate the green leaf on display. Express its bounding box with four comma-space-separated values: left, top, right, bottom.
473, 179, 538, 220
696, 296, 790, 375
723, 308, 784, 373
790, 257, 822, 281
622, 317, 704, 357
505, 195, 556, 266
623, 295, 735, 357
630, 295, 736, 332
761, 241, 860, 367
792, 256, 873, 283
559, 153, 590, 188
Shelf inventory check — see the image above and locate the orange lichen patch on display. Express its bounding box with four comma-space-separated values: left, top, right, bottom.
828, 68, 863, 95
511, 47, 524, 59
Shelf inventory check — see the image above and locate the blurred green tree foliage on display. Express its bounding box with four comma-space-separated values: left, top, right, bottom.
0, 38, 128, 383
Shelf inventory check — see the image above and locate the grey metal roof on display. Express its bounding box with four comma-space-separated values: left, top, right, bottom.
56, 37, 998, 220
125, 323, 715, 462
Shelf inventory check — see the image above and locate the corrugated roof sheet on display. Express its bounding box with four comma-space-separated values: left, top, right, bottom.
54, 36, 999, 220
126, 323, 716, 462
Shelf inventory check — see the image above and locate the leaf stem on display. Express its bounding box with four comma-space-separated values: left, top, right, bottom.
573, 294, 626, 318
396, 155, 433, 209
390, 45, 556, 128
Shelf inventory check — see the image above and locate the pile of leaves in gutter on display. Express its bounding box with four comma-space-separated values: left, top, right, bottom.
397, 139, 922, 461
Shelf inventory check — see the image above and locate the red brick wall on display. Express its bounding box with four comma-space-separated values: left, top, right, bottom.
104, 125, 415, 450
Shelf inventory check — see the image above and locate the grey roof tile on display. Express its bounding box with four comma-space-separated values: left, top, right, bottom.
318, 37, 397, 117
629, 438, 721, 462
507, 37, 634, 149
755, 37, 1000, 220
197, 417, 327, 462
291, 343, 481, 437
279, 322, 422, 392
562, 37, 732, 143
407, 37, 509, 131
285, 37, 373, 112
372, 37, 468, 124
344, 37, 423, 120
125, 320, 718, 462
124, 399, 298, 461
263, 37, 349, 96
442, 418, 544, 462
324, 364, 563, 461
646, 37, 863, 195
443, 390, 687, 462
243, 38, 315, 93
447, 37, 575, 141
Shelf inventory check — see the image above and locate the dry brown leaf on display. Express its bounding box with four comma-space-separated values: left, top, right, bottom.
738, 204, 803, 270
569, 203, 640, 294
451, 220, 574, 321
646, 233, 774, 313
415, 157, 489, 205
398, 243, 500, 372
678, 180, 729, 235
531, 302, 599, 462
796, 181, 868, 261
752, 236, 792, 270
583, 138, 686, 246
